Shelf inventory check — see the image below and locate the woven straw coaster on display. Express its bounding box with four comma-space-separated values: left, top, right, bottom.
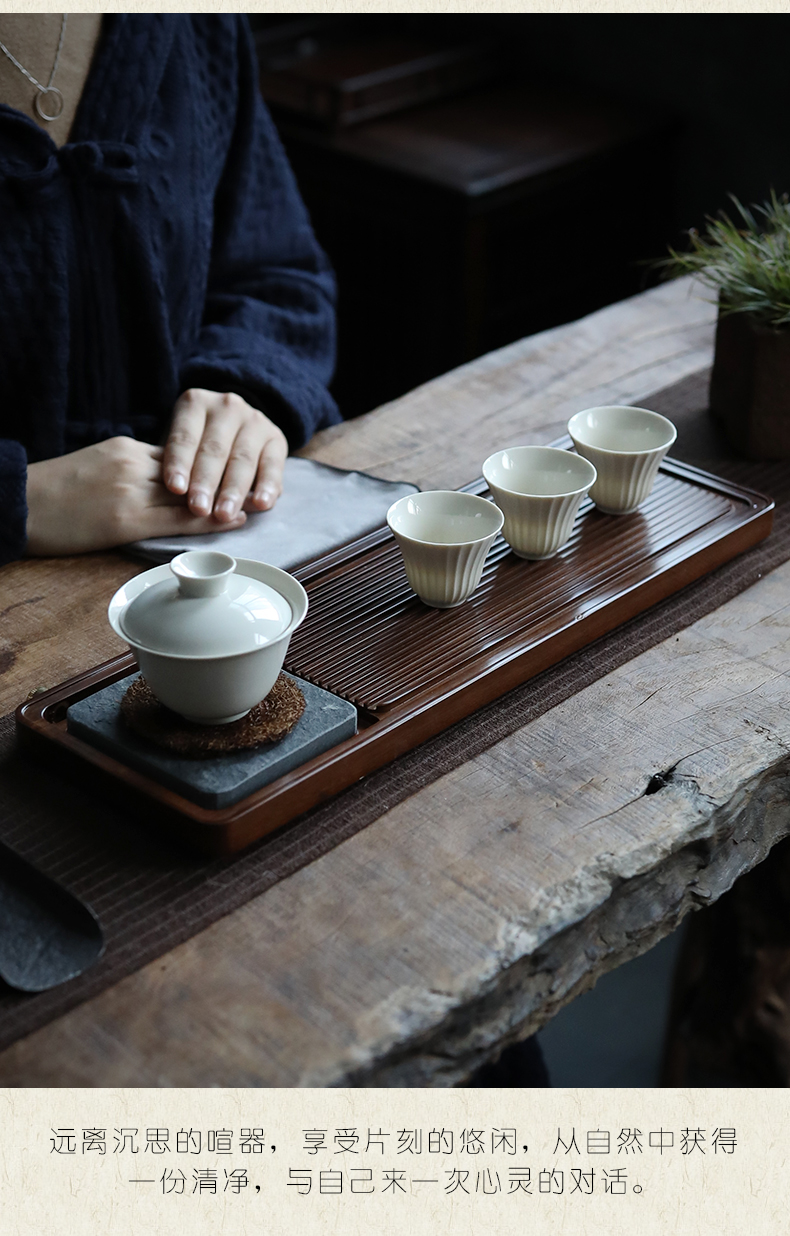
120, 673, 306, 756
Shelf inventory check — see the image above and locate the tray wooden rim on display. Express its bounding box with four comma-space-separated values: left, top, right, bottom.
15, 456, 774, 856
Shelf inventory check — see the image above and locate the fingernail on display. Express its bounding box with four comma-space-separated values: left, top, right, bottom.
215, 499, 236, 520
169, 470, 187, 493
190, 490, 211, 515
256, 485, 277, 508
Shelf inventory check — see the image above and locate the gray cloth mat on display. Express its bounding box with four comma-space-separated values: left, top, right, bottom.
1, 369, 788, 1055
0, 840, 103, 993
129, 456, 418, 566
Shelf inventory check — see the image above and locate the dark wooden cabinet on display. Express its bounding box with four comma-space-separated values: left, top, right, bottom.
272, 78, 675, 417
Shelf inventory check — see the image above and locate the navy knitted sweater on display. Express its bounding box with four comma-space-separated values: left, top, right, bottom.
0, 15, 340, 565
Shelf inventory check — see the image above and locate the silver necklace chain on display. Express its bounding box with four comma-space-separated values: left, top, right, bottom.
0, 15, 68, 122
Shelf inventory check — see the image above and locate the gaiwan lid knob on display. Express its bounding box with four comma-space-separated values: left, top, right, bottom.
119, 550, 293, 658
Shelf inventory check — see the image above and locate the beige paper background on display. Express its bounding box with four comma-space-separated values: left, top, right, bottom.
1, 1087, 788, 1236
2, 3, 788, 1234
2, 3, 790, 13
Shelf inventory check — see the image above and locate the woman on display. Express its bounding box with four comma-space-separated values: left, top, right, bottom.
0, 14, 339, 565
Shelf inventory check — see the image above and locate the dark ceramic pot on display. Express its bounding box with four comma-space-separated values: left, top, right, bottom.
710, 308, 790, 459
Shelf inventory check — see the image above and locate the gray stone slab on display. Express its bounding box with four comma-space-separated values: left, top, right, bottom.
66, 674, 358, 810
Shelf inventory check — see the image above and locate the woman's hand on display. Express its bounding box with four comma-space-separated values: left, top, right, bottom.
25, 437, 247, 556
162, 389, 288, 522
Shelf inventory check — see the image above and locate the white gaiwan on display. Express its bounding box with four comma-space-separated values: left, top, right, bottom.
108, 551, 309, 724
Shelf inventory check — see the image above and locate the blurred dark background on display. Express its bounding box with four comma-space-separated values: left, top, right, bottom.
250, 14, 790, 418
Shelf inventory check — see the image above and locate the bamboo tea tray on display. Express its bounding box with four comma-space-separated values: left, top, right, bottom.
16, 452, 773, 856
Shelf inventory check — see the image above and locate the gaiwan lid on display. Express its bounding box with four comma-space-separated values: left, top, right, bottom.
120, 551, 293, 658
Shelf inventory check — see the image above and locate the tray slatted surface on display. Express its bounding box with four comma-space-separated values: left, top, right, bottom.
15, 454, 774, 854
288, 467, 735, 713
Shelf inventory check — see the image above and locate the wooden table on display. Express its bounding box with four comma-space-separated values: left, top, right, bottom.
2, 275, 789, 1087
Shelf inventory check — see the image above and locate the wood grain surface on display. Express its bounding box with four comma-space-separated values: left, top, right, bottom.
0, 275, 753, 1087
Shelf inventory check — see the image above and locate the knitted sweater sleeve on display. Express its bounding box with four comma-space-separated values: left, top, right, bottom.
0, 440, 28, 566
179, 20, 340, 449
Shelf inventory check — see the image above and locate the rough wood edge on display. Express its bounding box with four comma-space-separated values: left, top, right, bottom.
340, 759, 790, 1086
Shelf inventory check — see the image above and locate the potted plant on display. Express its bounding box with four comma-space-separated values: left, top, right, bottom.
661, 192, 790, 459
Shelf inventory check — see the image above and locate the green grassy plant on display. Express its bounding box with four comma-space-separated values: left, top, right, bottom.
660, 192, 790, 327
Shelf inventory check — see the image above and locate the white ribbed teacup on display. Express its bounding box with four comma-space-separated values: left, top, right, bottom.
567, 406, 677, 515
386, 491, 504, 608
482, 446, 597, 560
